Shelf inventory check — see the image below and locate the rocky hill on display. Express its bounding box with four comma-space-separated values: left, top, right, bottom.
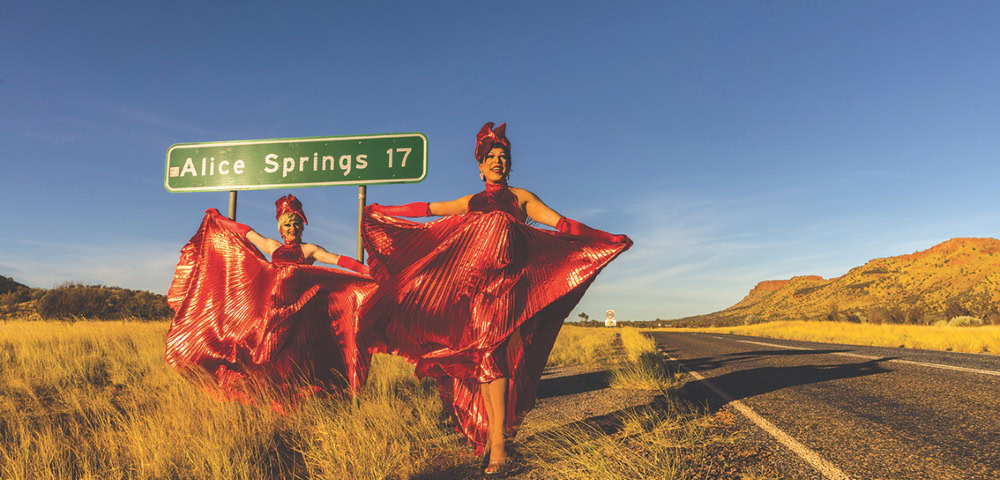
674, 238, 1000, 326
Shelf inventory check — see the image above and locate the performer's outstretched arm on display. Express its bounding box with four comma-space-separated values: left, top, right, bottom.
371, 194, 475, 217
520, 190, 631, 245
370, 202, 431, 217
556, 217, 631, 245
209, 208, 282, 254
309, 245, 370, 274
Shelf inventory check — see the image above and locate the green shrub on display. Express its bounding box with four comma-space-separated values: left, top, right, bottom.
947, 315, 983, 327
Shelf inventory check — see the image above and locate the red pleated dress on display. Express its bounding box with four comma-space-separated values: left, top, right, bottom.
360, 184, 630, 452
165, 209, 376, 403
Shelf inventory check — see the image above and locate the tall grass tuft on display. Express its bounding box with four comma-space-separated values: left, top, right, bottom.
611, 328, 680, 391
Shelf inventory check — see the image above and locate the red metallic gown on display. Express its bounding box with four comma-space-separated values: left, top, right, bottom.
361, 184, 630, 452
165, 209, 376, 403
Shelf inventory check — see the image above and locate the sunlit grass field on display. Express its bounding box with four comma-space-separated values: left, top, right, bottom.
0, 322, 759, 479
661, 320, 1000, 354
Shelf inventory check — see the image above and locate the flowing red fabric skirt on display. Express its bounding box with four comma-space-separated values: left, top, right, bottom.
361, 208, 629, 452
165, 210, 376, 403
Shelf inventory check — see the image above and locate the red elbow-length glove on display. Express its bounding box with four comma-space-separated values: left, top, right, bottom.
556, 216, 631, 247
336, 255, 370, 275
209, 208, 252, 237
369, 202, 431, 217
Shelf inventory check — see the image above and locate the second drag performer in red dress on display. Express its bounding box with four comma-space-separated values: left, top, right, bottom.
165, 195, 374, 407
361, 122, 631, 473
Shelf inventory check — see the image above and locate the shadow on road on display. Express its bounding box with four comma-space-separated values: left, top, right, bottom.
535, 369, 611, 399
674, 356, 894, 412
676, 349, 855, 373
517, 394, 674, 444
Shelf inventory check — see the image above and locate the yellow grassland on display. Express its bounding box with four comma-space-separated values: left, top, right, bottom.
547, 324, 619, 367
660, 320, 1000, 354
0, 320, 468, 479
0, 322, 754, 479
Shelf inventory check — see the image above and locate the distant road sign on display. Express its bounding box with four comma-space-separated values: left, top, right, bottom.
165, 133, 427, 192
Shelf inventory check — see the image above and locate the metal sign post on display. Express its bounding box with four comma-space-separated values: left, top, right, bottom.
165, 133, 427, 255
357, 185, 366, 262
228, 191, 238, 220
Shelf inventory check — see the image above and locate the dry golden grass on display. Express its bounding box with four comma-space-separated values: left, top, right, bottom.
0, 321, 751, 479
610, 328, 681, 391
0, 320, 469, 480
546, 325, 619, 367
662, 320, 1000, 354
522, 398, 711, 479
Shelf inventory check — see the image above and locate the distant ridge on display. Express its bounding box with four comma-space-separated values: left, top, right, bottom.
1, 275, 28, 294
674, 238, 1000, 326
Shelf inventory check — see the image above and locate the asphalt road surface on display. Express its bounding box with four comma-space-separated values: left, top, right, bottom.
648, 331, 1000, 480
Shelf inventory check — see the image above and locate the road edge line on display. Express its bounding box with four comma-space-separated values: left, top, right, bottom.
664, 351, 852, 480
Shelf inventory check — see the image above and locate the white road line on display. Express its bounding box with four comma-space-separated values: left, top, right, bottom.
664, 351, 852, 480
734, 339, 1000, 377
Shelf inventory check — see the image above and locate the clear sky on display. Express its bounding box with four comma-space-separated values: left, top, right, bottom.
3, 1, 999, 321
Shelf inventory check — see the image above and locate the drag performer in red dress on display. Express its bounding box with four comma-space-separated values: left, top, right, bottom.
362, 122, 631, 473
165, 194, 374, 405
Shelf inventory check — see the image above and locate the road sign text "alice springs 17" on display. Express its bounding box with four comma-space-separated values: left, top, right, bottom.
164, 133, 427, 192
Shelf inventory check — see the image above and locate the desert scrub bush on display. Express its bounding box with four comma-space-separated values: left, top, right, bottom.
948, 315, 984, 327
0, 286, 44, 306
610, 351, 678, 391
36, 283, 172, 320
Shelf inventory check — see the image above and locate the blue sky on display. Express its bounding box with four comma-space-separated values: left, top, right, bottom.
2, 1, 999, 321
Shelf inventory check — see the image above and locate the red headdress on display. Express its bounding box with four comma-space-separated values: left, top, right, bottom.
474, 122, 511, 162
274, 194, 308, 224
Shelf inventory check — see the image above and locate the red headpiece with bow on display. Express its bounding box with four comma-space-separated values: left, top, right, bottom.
274, 194, 308, 224
475, 122, 511, 162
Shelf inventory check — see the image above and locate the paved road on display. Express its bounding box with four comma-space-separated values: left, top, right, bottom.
648, 331, 1000, 480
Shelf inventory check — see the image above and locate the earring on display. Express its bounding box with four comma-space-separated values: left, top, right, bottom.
479, 173, 485, 181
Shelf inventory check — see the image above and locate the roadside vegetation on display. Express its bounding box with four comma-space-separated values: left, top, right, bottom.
0, 321, 767, 479
0, 279, 171, 321
0, 320, 468, 479
662, 320, 1000, 354
609, 327, 679, 391
527, 327, 774, 479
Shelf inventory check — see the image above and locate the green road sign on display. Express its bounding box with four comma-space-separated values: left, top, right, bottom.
165, 133, 427, 192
